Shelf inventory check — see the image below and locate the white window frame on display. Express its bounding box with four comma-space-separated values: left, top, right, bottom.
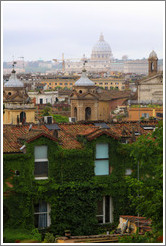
96, 196, 114, 224
142, 113, 149, 119
34, 203, 51, 228
34, 159, 49, 180
34, 146, 48, 180
95, 143, 109, 176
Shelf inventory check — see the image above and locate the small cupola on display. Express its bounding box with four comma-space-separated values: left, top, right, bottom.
4, 63, 24, 88
74, 69, 95, 87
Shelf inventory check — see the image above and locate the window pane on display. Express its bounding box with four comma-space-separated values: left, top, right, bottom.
39, 201, 47, 212
34, 201, 47, 213
97, 199, 103, 215
39, 213, 47, 228
34, 201, 48, 228
35, 214, 47, 228
96, 215, 103, 223
95, 160, 109, 175
35, 146, 47, 159
34, 162, 48, 177
96, 143, 109, 159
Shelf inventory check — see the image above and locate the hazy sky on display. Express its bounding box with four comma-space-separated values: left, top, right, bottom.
2, 1, 164, 61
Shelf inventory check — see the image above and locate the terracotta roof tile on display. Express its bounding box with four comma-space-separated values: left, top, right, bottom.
3, 121, 159, 152
3, 124, 56, 153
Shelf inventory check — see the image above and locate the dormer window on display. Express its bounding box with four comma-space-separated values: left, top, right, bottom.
34, 146, 48, 179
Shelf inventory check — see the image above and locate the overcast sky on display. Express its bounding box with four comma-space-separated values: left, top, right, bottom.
2, 1, 164, 62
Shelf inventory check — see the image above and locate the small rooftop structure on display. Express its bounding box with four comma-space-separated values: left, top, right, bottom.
4, 69, 24, 88
45, 124, 61, 131
74, 69, 95, 87
94, 122, 110, 129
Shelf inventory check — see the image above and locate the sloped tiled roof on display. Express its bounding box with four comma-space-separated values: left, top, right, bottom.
3, 124, 56, 153
97, 90, 131, 101
3, 121, 159, 153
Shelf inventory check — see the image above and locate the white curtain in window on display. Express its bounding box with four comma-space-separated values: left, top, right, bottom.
38, 201, 47, 228
35, 146, 47, 160
96, 143, 109, 159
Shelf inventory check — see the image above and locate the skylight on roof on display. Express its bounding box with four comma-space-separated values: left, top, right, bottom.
45, 124, 60, 130
94, 123, 110, 129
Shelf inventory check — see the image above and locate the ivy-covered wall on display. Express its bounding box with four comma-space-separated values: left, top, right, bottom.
4, 134, 134, 236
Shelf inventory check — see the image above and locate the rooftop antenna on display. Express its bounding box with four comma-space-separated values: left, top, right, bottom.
12, 60, 17, 73
29, 124, 32, 131
18, 56, 24, 70
83, 60, 88, 71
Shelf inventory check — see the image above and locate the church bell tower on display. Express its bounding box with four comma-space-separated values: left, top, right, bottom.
148, 50, 158, 76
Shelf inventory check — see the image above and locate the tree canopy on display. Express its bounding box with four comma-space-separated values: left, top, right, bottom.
125, 121, 163, 230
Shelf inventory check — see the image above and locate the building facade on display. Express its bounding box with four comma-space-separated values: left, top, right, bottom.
3, 68, 36, 124
70, 70, 131, 121
3, 121, 158, 238
28, 91, 59, 105
65, 33, 113, 73
63, 34, 163, 75
138, 51, 163, 104
40, 77, 125, 91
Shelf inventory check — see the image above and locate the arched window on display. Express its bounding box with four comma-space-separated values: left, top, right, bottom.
151, 62, 154, 71
74, 107, 77, 118
85, 107, 91, 121
20, 111, 26, 123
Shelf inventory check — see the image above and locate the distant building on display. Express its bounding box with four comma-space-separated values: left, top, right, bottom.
65, 33, 113, 73
124, 59, 148, 74
40, 76, 125, 91
28, 91, 59, 105
137, 51, 163, 104
70, 69, 131, 121
64, 34, 163, 75
126, 107, 163, 121
3, 68, 36, 124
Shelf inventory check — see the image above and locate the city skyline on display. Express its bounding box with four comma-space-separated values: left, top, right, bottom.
2, 1, 164, 62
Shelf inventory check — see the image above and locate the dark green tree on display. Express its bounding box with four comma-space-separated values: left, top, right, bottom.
125, 121, 163, 230
42, 106, 52, 116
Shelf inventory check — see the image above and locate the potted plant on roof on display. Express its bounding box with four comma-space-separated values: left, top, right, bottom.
65, 230, 71, 238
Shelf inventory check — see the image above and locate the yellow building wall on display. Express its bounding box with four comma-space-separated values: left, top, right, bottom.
127, 107, 163, 121
41, 78, 125, 91
92, 78, 125, 90
41, 79, 75, 90
98, 101, 110, 121
3, 109, 36, 124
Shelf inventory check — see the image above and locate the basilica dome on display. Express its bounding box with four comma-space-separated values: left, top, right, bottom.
74, 69, 95, 86
91, 33, 113, 61
4, 69, 24, 88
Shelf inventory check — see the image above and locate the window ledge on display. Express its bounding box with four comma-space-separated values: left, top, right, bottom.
34, 177, 48, 180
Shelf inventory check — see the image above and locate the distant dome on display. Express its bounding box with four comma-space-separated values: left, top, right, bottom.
74, 70, 95, 86
149, 50, 158, 59
4, 70, 24, 88
91, 33, 113, 61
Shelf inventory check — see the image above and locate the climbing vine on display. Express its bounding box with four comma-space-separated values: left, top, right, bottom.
4, 134, 134, 236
